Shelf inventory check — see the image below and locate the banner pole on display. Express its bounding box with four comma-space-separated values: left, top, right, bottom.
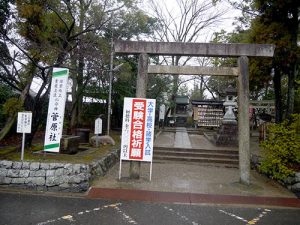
149, 161, 153, 181
118, 158, 122, 180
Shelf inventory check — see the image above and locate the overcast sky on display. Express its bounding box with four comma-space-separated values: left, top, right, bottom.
141, 0, 241, 41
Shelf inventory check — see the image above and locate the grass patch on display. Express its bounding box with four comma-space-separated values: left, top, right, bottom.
0, 131, 121, 164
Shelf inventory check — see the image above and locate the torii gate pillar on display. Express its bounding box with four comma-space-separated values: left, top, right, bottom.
238, 56, 250, 185
129, 53, 149, 179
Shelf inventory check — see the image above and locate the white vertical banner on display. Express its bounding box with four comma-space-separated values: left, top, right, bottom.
44, 68, 69, 152
120, 97, 156, 162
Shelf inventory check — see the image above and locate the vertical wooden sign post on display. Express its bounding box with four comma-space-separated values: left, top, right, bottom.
94, 118, 102, 147
159, 104, 166, 129
17, 111, 32, 161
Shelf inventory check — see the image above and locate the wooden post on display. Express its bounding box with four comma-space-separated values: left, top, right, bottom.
238, 56, 250, 185
129, 53, 149, 179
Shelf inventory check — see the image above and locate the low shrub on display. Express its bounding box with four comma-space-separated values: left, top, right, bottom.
259, 114, 300, 181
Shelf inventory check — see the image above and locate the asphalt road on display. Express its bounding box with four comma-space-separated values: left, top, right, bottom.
0, 192, 299, 225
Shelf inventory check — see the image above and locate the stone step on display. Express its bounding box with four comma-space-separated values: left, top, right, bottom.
159, 128, 203, 134
153, 146, 239, 166
154, 147, 238, 155
154, 150, 239, 159
153, 160, 239, 168
153, 155, 239, 165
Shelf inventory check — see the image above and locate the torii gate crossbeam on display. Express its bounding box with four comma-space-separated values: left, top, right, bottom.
148, 65, 239, 76
114, 41, 275, 57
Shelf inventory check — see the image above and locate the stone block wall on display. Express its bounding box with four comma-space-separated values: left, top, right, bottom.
89, 151, 119, 177
284, 172, 300, 193
0, 149, 119, 192
250, 155, 300, 194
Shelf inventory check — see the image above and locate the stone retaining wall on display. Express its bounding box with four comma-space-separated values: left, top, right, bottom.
284, 172, 300, 193
251, 154, 300, 193
89, 151, 119, 177
0, 149, 119, 192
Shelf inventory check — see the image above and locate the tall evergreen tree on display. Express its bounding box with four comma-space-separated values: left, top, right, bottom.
247, 0, 299, 121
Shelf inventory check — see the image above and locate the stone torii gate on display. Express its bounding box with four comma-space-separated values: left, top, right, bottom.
114, 41, 275, 185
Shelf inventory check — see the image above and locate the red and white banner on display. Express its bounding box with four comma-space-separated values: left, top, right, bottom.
121, 97, 156, 162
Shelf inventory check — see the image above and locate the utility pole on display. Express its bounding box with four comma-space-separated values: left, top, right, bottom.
107, 13, 114, 136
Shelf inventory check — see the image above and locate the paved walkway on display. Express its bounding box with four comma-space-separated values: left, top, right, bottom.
154, 128, 237, 150
174, 127, 192, 148
89, 129, 299, 207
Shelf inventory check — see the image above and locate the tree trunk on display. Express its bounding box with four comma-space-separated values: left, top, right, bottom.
0, 114, 17, 141
25, 92, 51, 147
70, 54, 79, 132
24, 68, 51, 147
0, 66, 34, 141
70, 1, 86, 131
273, 68, 282, 123
170, 56, 180, 117
286, 65, 296, 117
70, 84, 79, 133
77, 52, 84, 126
70, 54, 84, 132
200, 76, 204, 99
286, 7, 298, 118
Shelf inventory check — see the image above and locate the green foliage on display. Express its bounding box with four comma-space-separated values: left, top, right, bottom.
0, 0, 12, 63
208, 30, 241, 99
113, 9, 157, 40
248, 57, 273, 98
0, 83, 14, 125
259, 114, 300, 181
16, 0, 69, 63
0, 82, 13, 104
295, 76, 300, 113
248, 0, 299, 119
3, 97, 23, 116
178, 83, 189, 96
210, 30, 240, 67
210, 28, 273, 99
207, 76, 237, 99
0, 131, 121, 163
147, 73, 172, 105
190, 80, 205, 100
0, 0, 11, 33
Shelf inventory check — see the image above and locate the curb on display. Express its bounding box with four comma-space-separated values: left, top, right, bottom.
86, 187, 300, 208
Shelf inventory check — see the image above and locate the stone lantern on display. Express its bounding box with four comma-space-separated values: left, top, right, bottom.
223, 85, 237, 124
213, 85, 238, 146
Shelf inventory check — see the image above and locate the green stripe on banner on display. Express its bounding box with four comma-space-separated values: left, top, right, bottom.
53, 70, 68, 77
44, 143, 60, 150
